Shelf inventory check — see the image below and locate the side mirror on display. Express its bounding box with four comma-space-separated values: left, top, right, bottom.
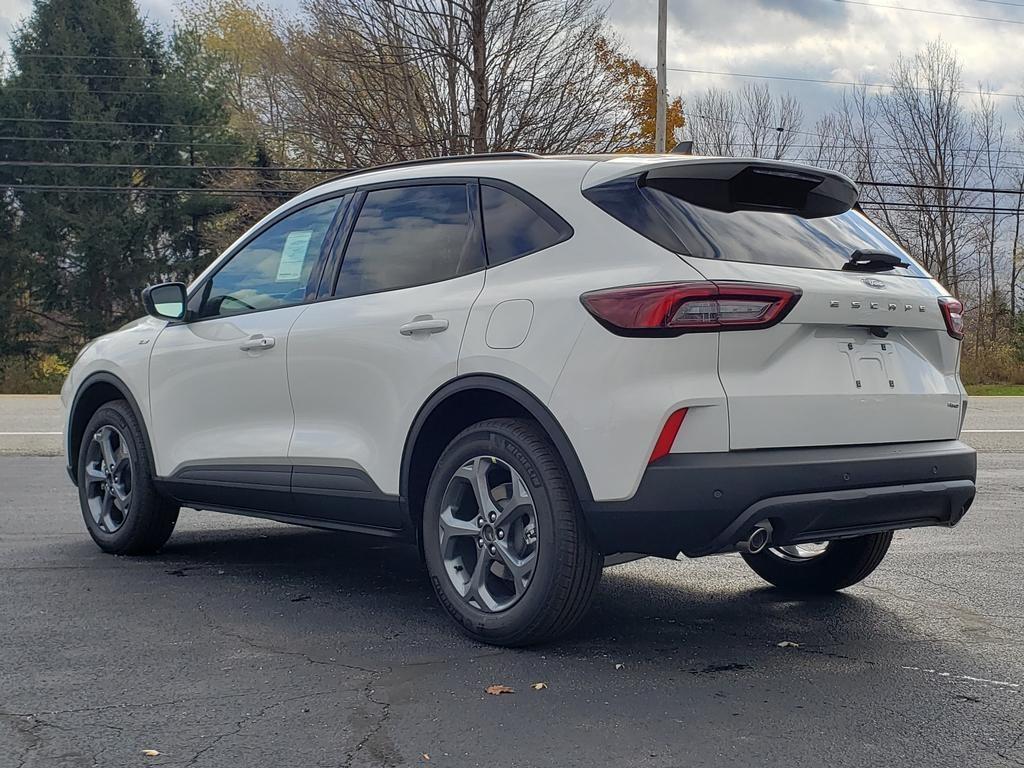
142, 282, 188, 321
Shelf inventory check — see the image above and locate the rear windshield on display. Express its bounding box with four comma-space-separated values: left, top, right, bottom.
586, 173, 930, 277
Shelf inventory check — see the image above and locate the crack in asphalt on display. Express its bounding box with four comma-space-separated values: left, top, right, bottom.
194, 603, 381, 675
181, 690, 337, 767
342, 676, 393, 768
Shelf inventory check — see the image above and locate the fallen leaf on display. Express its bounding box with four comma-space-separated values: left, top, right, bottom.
142, 749, 161, 757
531, 682, 548, 690
485, 684, 514, 695
777, 641, 801, 648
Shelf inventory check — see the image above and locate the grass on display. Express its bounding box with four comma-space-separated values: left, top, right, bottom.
965, 384, 1024, 396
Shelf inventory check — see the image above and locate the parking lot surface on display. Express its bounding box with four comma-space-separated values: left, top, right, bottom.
1, 398, 1022, 767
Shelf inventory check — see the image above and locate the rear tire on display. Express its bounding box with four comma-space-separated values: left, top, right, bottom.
77, 400, 179, 555
422, 418, 602, 646
741, 532, 893, 593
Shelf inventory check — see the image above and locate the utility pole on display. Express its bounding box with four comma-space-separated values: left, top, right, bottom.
655, 0, 667, 153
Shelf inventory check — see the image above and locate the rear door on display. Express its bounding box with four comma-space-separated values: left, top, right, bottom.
286, 180, 486, 527
586, 160, 964, 450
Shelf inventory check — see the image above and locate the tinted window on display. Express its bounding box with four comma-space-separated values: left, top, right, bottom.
481, 184, 569, 264
646, 187, 929, 276
196, 197, 342, 318
336, 184, 481, 297
587, 173, 928, 277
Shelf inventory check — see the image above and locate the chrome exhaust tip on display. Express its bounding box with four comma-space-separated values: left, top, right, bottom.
736, 521, 772, 554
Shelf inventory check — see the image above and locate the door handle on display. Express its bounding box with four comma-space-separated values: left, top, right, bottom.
400, 316, 449, 336
239, 334, 276, 351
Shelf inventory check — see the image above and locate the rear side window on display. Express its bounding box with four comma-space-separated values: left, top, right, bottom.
586, 171, 929, 277
480, 182, 572, 264
335, 184, 482, 298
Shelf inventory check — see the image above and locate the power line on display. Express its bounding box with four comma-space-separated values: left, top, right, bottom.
671, 67, 1024, 99
0, 160, 347, 173
832, 0, 1024, 25
3, 158, 1024, 194
861, 180, 1024, 195
0, 183, 294, 196
17, 53, 161, 62
1, 116, 232, 131
859, 202, 1022, 213
965, 0, 1024, 8
4, 86, 172, 97
1, 136, 247, 148
6, 72, 166, 81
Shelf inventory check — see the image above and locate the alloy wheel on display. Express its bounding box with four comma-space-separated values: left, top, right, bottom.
84, 425, 134, 534
438, 456, 539, 613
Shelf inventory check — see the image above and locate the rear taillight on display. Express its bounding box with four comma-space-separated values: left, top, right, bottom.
580, 282, 801, 336
938, 297, 965, 340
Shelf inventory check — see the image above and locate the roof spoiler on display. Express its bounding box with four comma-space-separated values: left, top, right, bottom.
641, 160, 859, 218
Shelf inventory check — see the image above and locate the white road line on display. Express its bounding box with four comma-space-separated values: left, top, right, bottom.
0, 431, 62, 436
962, 429, 1024, 433
902, 666, 1021, 690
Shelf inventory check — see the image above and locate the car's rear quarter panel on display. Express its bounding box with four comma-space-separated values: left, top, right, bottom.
459, 162, 730, 503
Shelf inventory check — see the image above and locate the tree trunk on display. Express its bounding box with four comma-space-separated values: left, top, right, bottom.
469, 0, 489, 153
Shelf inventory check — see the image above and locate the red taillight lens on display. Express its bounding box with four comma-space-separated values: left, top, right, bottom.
938, 297, 965, 340
580, 282, 801, 336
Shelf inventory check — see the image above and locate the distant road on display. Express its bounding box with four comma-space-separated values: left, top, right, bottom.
1, 394, 1022, 456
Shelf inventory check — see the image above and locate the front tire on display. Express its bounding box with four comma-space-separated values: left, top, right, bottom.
741, 532, 893, 593
422, 418, 602, 646
77, 400, 179, 555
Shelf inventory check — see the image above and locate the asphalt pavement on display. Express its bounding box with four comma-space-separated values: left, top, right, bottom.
1, 397, 1023, 767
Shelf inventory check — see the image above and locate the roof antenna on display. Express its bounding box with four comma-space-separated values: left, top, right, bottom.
670, 141, 694, 155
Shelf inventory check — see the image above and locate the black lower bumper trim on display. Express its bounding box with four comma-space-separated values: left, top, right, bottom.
581, 441, 977, 558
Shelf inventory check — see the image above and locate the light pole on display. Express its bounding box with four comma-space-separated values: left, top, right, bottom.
655, 0, 667, 153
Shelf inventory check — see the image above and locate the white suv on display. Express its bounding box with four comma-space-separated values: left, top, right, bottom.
63, 153, 977, 645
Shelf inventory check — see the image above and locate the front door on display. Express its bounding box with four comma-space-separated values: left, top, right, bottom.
149, 196, 345, 509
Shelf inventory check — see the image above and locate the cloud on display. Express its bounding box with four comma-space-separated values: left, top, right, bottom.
604, 0, 1024, 121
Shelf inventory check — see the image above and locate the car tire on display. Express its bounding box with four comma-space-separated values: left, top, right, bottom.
741, 532, 893, 593
422, 418, 602, 646
77, 400, 179, 555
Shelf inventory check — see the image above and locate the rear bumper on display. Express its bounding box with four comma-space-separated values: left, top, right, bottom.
581, 440, 977, 558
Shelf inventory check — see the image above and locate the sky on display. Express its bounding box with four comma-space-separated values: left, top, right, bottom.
2, 0, 1022, 124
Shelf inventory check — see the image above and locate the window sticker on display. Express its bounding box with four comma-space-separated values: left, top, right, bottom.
276, 230, 314, 281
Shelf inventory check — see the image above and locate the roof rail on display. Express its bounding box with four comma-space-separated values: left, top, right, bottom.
302, 152, 542, 193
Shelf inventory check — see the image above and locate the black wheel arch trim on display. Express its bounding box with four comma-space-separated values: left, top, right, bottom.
400, 374, 594, 508
67, 371, 157, 485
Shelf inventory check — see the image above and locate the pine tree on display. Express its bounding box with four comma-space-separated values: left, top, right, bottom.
0, 0, 248, 351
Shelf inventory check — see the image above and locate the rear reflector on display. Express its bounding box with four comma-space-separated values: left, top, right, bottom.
581, 282, 801, 336
650, 408, 687, 464
938, 297, 965, 340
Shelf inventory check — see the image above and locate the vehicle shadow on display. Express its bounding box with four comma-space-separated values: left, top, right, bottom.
149, 519, 932, 668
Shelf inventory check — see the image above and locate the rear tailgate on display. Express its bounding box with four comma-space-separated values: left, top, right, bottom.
582, 157, 965, 450
690, 260, 962, 449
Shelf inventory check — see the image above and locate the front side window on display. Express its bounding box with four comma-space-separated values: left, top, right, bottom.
195, 197, 343, 318
335, 184, 481, 298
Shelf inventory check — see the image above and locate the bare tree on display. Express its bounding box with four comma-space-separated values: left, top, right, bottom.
685, 83, 803, 159
972, 90, 1009, 337
841, 41, 980, 292
686, 87, 739, 156
282, 0, 643, 163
